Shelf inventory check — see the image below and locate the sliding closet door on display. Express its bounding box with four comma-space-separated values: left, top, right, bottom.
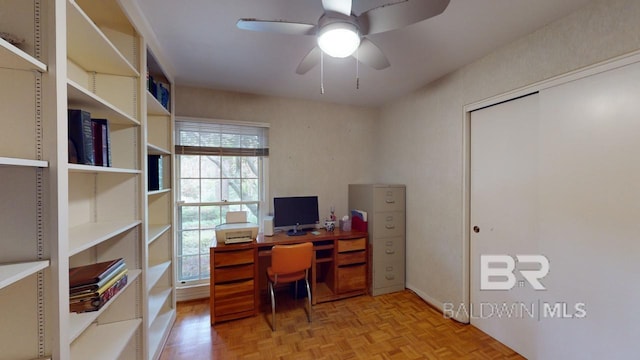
470, 94, 540, 360
471, 60, 640, 359
536, 61, 640, 359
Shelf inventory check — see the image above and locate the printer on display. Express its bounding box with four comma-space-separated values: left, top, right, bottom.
215, 211, 259, 244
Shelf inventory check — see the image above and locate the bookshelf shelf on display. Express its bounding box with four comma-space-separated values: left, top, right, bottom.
148, 189, 171, 197
0, 261, 50, 290
147, 224, 171, 245
70, 318, 142, 360
147, 261, 170, 292
69, 220, 142, 256
68, 80, 140, 126
0, 156, 48, 168
0, 38, 47, 72
147, 143, 171, 156
146, 91, 170, 116
148, 287, 172, 323
68, 269, 142, 342
148, 309, 175, 360
66, 0, 138, 77
68, 163, 142, 175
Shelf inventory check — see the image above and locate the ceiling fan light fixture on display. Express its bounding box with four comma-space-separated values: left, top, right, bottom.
317, 21, 360, 58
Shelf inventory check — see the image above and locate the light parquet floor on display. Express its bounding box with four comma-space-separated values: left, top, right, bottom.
160, 290, 524, 360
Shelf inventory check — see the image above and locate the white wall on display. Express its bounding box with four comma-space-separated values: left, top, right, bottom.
376, 0, 640, 313
175, 87, 378, 221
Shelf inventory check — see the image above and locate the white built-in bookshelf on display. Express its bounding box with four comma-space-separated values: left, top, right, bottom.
143, 46, 176, 360
0, 0, 176, 359
0, 1, 53, 359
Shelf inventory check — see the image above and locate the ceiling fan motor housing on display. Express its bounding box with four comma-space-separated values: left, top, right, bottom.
317, 12, 361, 58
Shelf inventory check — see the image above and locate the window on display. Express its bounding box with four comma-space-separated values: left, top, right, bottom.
175, 119, 269, 284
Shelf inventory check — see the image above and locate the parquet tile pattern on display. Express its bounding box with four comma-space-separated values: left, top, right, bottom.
160, 290, 524, 360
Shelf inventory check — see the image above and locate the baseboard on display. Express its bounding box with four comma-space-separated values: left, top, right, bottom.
176, 283, 210, 302
406, 283, 469, 324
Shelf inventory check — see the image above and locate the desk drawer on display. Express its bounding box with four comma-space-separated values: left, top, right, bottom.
214, 264, 254, 283
337, 250, 366, 266
214, 279, 254, 316
214, 249, 254, 267
337, 237, 366, 253
337, 264, 366, 293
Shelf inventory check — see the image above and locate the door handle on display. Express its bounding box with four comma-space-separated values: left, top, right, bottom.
473, 226, 480, 233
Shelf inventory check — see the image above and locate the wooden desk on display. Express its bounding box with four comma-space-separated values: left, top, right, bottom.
209, 229, 368, 324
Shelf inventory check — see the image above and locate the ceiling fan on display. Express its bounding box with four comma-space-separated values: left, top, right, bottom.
237, 0, 450, 75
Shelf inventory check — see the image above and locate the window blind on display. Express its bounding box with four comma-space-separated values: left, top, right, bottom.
175, 119, 269, 156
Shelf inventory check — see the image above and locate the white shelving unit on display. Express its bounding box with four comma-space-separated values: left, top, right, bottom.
143, 46, 176, 360
1, 1, 177, 358
0, 1, 53, 359
65, 0, 144, 359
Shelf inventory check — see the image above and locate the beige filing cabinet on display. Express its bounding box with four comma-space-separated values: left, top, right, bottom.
349, 184, 405, 295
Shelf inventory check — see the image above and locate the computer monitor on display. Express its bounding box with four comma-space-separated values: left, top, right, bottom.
273, 196, 319, 236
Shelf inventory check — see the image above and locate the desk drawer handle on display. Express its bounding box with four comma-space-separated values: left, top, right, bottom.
385, 199, 395, 204
386, 266, 394, 271
385, 274, 395, 280
385, 249, 395, 254
385, 225, 395, 229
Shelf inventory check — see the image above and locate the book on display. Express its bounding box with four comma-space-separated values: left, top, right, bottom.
148, 154, 162, 191
69, 262, 127, 296
91, 118, 111, 167
70, 267, 127, 300
70, 273, 128, 313
69, 258, 124, 288
68, 109, 95, 165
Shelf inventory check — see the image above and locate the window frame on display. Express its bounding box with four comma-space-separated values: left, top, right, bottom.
174, 117, 269, 286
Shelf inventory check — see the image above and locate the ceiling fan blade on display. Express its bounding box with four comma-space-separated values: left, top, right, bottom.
322, 0, 352, 16
355, 38, 390, 70
296, 47, 321, 75
237, 19, 316, 35
358, 0, 450, 35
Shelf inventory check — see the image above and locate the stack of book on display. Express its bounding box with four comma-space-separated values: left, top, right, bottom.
68, 108, 112, 167
69, 258, 128, 313
147, 73, 170, 110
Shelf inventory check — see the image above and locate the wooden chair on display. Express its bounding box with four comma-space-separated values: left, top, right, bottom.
266, 242, 313, 331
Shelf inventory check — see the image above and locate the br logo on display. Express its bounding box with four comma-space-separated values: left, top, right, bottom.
480, 255, 549, 290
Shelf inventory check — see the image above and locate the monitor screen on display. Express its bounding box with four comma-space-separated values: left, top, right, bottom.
273, 196, 319, 229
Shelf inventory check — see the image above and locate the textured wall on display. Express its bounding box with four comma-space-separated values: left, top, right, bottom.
377, 0, 640, 314
175, 86, 378, 221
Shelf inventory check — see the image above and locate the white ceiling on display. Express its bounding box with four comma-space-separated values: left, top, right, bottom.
136, 0, 594, 107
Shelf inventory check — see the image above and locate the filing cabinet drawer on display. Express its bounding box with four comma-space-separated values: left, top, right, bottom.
373, 186, 405, 212
372, 211, 405, 237
214, 279, 255, 316
373, 259, 405, 289
214, 248, 254, 267
337, 250, 366, 266
214, 264, 254, 283
337, 237, 366, 252
372, 237, 405, 264
337, 264, 366, 293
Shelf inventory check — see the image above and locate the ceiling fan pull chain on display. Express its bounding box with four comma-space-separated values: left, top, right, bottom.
356, 46, 360, 90
320, 50, 325, 95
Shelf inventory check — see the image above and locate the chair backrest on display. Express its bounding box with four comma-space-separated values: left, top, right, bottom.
271, 242, 313, 275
